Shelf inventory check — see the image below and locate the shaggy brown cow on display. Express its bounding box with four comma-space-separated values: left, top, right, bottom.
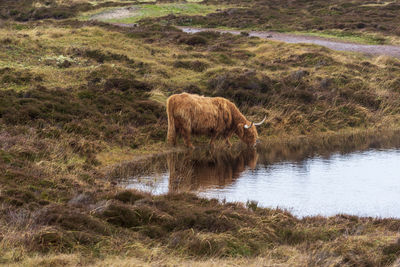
166, 93, 265, 149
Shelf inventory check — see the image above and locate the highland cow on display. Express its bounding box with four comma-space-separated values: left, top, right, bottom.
166, 93, 265, 149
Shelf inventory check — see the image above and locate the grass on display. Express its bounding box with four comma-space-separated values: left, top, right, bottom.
80, 0, 400, 45
87, 3, 222, 24
0, 0, 134, 21
2, 189, 400, 266
291, 30, 388, 45
1, 0, 400, 265
143, 0, 400, 45
1, 18, 400, 159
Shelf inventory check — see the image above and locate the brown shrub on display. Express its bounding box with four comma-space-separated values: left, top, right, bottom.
98, 200, 173, 228
352, 90, 381, 109
114, 190, 148, 204
208, 69, 273, 105
173, 60, 209, 72
381, 240, 400, 265
179, 35, 208, 46
104, 78, 151, 92
36, 205, 112, 235
32, 229, 74, 253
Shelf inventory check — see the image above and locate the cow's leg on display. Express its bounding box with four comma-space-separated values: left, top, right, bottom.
171, 126, 178, 145
225, 132, 233, 147
167, 127, 177, 146
182, 129, 195, 149
167, 107, 177, 146
209, 134, 217, 148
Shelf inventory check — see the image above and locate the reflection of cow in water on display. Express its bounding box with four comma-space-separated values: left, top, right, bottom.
167, 148, 259, 192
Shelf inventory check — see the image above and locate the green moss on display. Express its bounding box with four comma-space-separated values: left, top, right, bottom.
293, 30, 388, 45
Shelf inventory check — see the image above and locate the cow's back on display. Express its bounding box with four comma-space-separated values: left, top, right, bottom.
167, 93, 233, 135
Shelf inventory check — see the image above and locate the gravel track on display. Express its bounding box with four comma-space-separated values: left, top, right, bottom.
90, 6, 400, 58
180, 27, 400, 58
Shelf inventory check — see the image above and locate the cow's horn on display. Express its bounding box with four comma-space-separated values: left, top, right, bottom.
254, 116, 266, 126
244, 122, 253, 129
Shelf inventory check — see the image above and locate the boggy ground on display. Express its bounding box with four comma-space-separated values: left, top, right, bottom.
1, 1, 400, 266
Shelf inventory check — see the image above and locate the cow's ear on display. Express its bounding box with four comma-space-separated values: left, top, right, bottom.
236, 123, 244, 138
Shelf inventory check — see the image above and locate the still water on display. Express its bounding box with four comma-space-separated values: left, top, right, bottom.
118, 147, 400, 218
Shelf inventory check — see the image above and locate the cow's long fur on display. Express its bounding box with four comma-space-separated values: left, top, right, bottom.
167, 93, 258, 148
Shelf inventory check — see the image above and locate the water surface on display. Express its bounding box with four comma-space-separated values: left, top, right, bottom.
117, 145, 400, 218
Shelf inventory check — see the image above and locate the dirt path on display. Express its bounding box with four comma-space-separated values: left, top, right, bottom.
89, 6, 400, 58
180, 27, 400, 58
90, 6, 139, 21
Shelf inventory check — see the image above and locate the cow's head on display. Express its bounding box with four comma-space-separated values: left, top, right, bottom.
236, 116, 266, 147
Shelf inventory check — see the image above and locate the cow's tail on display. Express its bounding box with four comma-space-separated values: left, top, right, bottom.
166, 97, 176, 145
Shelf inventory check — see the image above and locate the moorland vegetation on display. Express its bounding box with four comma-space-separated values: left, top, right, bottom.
1, 0, 400, 266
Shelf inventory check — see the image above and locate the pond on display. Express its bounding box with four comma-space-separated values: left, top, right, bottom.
112, 134, 400, 218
